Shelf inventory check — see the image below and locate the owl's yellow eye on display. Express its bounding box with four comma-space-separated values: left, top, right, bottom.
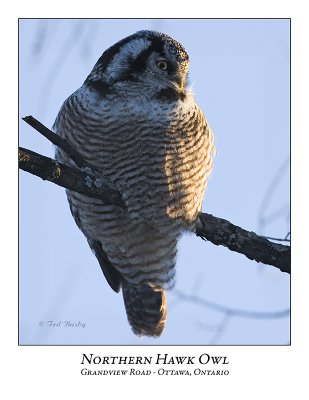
156, 60, 168, 71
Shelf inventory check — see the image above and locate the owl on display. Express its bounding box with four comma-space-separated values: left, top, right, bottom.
53, 30, 214, 337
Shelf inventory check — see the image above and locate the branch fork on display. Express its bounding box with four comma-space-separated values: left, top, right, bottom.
19, 116, 291, 274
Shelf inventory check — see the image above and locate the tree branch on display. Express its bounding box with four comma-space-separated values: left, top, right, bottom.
19, 147, 125, 208
196, 214, 290, 274
173, 289, 290, 319
19, 116, 290, 274
22, 115, 93, 169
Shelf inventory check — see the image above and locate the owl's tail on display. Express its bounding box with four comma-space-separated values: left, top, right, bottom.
122, 280, 166, 337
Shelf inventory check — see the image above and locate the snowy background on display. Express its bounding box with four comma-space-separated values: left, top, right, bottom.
19, 18, 290, 345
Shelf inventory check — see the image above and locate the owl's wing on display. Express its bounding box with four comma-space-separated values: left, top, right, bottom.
67, 196, 121, 293
89, 239, 121, 293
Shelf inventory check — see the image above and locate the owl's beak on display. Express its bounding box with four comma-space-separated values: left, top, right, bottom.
175, 74, 186, 91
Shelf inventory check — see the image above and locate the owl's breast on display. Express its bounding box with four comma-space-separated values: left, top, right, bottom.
161, 100, 214, 223
56, 89, 214, 227
105, 95, 214, 226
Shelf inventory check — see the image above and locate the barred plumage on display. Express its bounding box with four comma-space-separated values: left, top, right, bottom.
54, 30, 215, 337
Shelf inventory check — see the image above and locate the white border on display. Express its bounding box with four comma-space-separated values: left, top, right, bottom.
2, 1, 308, 397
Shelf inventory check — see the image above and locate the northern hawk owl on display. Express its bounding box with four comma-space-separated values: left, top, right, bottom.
54, 30, 215, 337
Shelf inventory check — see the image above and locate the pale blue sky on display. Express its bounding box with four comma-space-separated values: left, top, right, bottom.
19, 19, 290, 345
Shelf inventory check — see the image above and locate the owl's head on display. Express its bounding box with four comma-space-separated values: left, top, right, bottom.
85, 30, 189, 98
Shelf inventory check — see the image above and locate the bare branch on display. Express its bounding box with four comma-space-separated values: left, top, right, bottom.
19, 116, 291, 275
173, 289, 290, 319
260, 235, 290, 243
22, 115, 92, 169
19, 147, 125, 208
196, 214, 290, 274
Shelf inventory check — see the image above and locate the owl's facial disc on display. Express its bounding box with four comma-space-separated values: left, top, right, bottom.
146, 51, 188, 91
86, 30, 189, 93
